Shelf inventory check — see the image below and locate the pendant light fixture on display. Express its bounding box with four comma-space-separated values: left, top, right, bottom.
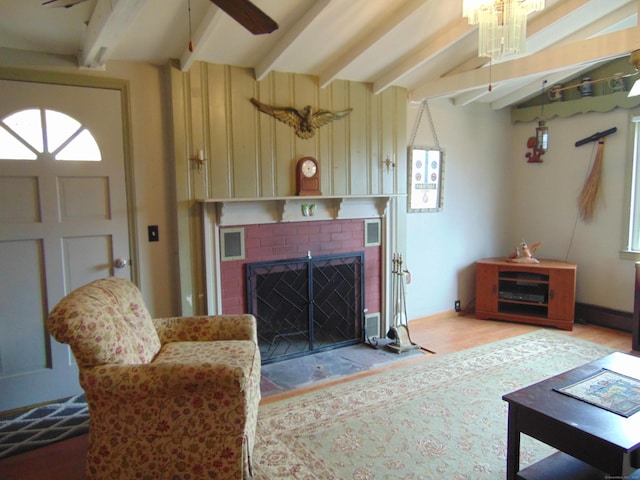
463, 0, 545, 60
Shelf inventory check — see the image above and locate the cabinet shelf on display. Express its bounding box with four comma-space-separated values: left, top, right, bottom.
476, 258, 576, 331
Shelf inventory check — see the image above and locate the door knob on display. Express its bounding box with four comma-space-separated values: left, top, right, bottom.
114, 258, 128, 269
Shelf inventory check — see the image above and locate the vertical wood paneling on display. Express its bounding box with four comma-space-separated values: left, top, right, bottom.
189, 63, 207, 199
255, 75, 276, 197
170, 61, 407, 316
292, 74, 319, 161
379, 91, 395, 195
329, 81, 349, 195
369, 87, 381, 194
206, 64, 231, 198
272, 71, 296, 196
176, 62, 406, 199
349, 82, 369, 195
317, 83, 331, 195
394, 88, 408, 196
229, 67, 259, 197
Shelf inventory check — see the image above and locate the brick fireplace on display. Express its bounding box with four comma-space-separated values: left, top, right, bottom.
200, 195, 396, 351
219, 220, 380, 315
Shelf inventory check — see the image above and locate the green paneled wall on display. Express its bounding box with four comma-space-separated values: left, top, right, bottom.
169, 61, 407, 314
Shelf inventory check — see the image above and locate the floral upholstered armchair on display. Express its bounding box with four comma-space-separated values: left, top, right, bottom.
46, 277, 261, 480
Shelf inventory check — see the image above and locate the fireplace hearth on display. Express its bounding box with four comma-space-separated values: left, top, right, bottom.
246, 252, 364, 364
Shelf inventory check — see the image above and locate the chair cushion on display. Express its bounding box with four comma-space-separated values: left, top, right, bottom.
47, 277, 161, 366
151, 340, 259, 394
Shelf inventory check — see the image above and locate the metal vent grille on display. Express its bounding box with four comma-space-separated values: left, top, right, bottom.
364, 312, 381, 339
364, 219, 381, 246
221, 227, 245, 261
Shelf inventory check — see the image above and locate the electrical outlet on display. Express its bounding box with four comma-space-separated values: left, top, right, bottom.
454, 300, 461, 312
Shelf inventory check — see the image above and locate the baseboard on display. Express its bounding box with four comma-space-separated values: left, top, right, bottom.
410, 304, 633, 333
574, 302, 633, 333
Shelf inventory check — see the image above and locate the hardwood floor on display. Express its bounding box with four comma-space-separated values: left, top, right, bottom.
0, 314, 634, 480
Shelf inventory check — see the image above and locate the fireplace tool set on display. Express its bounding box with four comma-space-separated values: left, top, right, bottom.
386, 253, 421, 354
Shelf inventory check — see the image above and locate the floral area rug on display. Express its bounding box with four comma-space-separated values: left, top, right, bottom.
252, 329, 618, 479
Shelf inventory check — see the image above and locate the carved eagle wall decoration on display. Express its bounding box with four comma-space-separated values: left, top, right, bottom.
250, 97, 353, 139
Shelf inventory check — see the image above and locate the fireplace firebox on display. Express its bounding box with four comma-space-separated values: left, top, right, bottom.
246, 252, 364, 364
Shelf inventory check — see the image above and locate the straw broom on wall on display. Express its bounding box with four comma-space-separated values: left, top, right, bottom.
577, 139, 605, 221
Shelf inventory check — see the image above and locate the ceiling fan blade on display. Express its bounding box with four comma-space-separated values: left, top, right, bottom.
42, 0, 90, 7
210, 0, 278, 35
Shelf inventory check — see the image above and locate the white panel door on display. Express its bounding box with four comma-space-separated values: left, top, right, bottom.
0, 79, 131, 412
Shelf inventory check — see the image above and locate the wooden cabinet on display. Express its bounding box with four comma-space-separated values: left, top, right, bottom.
475, 258, 577, 331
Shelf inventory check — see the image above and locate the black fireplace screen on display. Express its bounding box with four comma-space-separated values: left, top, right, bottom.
246, 252, 364, 363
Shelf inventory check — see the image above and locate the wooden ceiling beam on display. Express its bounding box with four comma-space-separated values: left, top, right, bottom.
254, 0, 333, 81
78, 0, 149, 69
409, 25, 640, 102
318, 0, 430, 89
179, 5, 227, 72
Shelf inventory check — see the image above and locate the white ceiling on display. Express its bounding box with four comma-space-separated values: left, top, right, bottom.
0, 0, 638, 109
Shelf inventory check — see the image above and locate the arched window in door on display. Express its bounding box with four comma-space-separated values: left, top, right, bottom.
0, 108, 101, 161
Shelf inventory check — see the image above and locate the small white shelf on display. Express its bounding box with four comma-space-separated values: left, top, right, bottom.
511, 92, 640, 123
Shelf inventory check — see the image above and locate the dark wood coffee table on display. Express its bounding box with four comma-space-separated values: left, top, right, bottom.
502, 352, 640, 480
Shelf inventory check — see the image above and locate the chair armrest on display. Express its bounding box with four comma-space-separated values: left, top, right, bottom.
152, 314, 257, 344
80, 353, 254, 399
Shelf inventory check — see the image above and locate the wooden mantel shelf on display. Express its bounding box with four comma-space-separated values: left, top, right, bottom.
198, 195, 400, 226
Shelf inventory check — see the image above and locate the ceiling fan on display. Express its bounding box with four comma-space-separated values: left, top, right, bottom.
210, 0, 278, 35
43, 0, 278, 35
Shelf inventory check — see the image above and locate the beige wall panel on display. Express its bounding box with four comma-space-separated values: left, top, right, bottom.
271, 71, 297, 196
229, 67, 259, 197
291, 74, 320, 162
369, 89, 382, 194
348, 82, 370, 195
255, 75, 276, 197
393, 88, 408, 196
189, 63, 207, 199
206, 64, 232, 198
328, 81, 350, 195
316, 85, 331, 195
379, 91, 396, 195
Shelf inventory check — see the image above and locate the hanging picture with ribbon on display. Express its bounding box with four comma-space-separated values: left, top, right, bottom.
407, 146, 444, 212
408, 100, 445, 213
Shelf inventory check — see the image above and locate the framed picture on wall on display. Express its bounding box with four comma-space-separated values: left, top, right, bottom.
407, 145, 444, 213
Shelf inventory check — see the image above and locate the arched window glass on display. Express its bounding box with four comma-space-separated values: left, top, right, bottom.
0, 125, 37, 160
0, 108, 101, 161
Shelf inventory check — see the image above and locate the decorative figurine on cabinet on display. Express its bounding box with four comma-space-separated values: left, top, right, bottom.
508, 240, 543, 264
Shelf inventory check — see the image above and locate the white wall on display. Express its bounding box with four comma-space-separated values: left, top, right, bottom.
106, 61, 179, 317
406, 97, 640, 320
510, 107, 639, 312
405, 99, 514, 319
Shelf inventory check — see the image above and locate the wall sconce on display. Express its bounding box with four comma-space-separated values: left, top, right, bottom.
192, 149, 205, 171
383, 155, 396, 172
